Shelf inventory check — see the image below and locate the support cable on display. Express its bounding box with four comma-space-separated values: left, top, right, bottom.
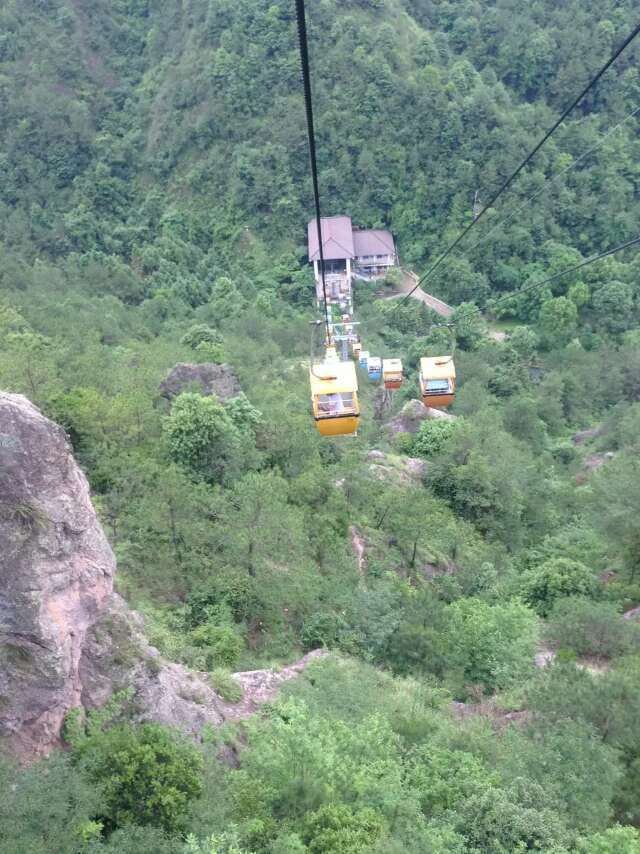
439, 234, 640, 329
464, 103, 640, 260
402, 19, 640, 303
295, 0, 332, 344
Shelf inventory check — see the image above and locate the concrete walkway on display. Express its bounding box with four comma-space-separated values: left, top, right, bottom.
388, 270, 454, 318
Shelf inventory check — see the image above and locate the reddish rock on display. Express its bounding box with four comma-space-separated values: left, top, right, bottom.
572, 425, 603, 445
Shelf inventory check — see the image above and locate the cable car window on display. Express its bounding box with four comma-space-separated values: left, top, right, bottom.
318, 394, 344, 414
317, 393, 356, 416
425, 379, 450, 392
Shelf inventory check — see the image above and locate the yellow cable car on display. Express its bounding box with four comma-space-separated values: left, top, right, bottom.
382, 358, 403, 390
310, 347, 360, 436
419, 356, 456, 408
352, 339, 362, 359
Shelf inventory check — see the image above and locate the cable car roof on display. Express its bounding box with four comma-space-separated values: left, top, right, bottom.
383, 358, 402, 371
420, 356, 456, 380
310, 359, 359, 395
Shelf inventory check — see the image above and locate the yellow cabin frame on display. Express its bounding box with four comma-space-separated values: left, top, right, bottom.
310, 349, 360, 436
419, 356, 456, 408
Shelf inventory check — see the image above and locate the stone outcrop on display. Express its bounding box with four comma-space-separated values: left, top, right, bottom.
0, 393, 115, 759
386, 398, 456, 435
0, 393, 321, 761
572, 425, 603, 445
159, 362, 241, 402
365, 449, 428, 485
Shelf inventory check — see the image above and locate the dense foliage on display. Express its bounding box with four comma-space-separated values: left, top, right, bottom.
1, 0, 640, 851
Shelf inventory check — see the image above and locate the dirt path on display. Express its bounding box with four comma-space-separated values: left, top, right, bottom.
350, 525, 367, 584
488, 327, 507, 342
219, 650, 328, 722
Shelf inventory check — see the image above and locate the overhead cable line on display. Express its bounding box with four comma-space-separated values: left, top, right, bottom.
463, 102, 640, 259
295, 0, 332, 344
438, 233, 640, 329
403, 19, 640, 303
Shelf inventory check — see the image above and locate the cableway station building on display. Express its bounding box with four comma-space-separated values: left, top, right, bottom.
308, 215, 397, 304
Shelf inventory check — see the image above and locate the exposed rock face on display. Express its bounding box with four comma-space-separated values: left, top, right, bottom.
572, 425, 603, 445
366, 449, 428, 486
366, 449, 386, 461
81, 599, 327, 737
159, 362, 241, 402
386, 398, 456, 435
0, 393, 325, 760
405, 457, 428, 479
221, 650, 327, 722
79, 594, 228, 737
0, 393, 115, 759
349, 525, 367, 583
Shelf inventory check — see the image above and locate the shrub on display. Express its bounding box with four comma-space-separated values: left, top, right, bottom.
301, 804, 384, 854
180, 324, 222, 349
210, 668, 243, 703
577, 825, 640, 853
521, 557, 596, 617
412, 418, 458, 458
190, 621, 245, 669
74, 723, 203, 833
164, 393, 244, 485
546, 598, 638, 658
446, 598, 539, 694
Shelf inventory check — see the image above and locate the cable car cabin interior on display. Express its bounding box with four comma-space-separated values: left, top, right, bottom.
310, 352, 360, 436
419, 356, 456, 408
383, 358, 403, 389
367, 357, 382, 382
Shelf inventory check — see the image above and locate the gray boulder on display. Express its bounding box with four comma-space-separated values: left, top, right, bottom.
386, 399, 456, 435
159, 362, 241, 402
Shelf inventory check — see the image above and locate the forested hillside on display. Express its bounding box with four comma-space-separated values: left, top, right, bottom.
2, 0, 640, 851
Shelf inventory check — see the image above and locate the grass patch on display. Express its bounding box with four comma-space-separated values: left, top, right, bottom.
210, 668, 243, 703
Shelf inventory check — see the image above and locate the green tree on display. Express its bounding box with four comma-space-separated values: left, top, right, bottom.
538, 296, 578, 347
451, 302, 487, 350
164, 392, 245, 484
455, 782, 570, 853
0, 753, 100, 854
301, 804, 384, 853
546, 598, 638, 659
446, 598, 538, 694
577, 826, 640, 854
521, 557, 596, 617
590, 454, 640, 579
592, 281, 635, 334
412, 417, 459, 458
74, 722, 203, 834
406, 745, 498, 817
501, 721, 621, 831
181, 323, 223, 349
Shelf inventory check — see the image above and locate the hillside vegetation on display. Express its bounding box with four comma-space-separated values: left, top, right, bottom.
1, 0, 640, 851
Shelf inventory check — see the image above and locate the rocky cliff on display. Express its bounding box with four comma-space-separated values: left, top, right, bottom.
0, 392, 114, 758
0, 393, 322, 761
